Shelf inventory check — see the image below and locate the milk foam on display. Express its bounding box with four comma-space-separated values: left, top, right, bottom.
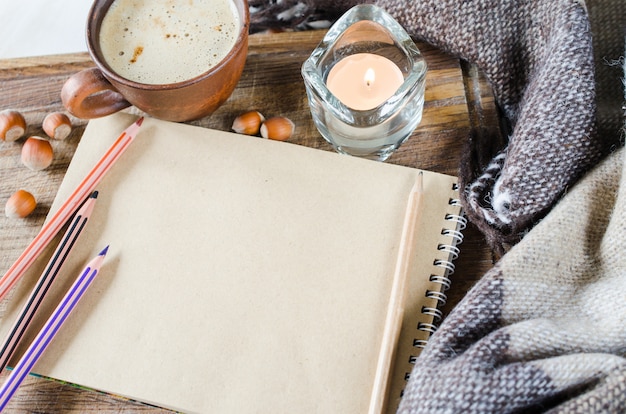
100, 0, 239, 84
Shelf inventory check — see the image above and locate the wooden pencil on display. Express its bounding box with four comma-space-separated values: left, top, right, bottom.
0, 191, 99, 374
369, 171, 424, 414
0, 117, 142, 302
0, 246, 109, 411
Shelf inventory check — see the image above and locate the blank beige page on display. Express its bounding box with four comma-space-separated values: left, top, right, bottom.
0, 113, 457, 413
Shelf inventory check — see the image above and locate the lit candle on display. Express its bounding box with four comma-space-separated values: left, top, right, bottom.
326, 53, 404, 110
301, 4, 427, 161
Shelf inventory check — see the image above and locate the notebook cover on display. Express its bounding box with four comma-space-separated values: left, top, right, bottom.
1, 113, 459, 413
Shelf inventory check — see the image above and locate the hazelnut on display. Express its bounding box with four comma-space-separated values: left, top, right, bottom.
232, 111, 265, 135
21, 136, 54, 171
5, 189, 37, 218
260, 117, 294, 141
42, 112, 72, 140
0, 110, 27, 142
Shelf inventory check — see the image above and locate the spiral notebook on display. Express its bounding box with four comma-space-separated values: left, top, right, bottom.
2, 113, 464, 414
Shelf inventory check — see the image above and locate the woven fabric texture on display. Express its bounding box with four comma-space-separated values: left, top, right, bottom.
399, 143, 626, 413
375, 0, 608, 253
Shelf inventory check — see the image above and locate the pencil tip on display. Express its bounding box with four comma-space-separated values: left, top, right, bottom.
91, 190, 99, 199
415, 171, 424, 191
99, 245, 109, 256
136, 117, 144, 127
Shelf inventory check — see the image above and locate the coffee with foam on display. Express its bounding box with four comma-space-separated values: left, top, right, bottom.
100, 0, 240, 85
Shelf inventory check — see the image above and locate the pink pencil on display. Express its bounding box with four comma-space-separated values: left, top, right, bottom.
0, 117, 143, 302
0, 191, 99, 373
0, 246, 108, 411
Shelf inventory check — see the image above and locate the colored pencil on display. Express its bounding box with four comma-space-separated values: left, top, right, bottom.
0, 191, 99, 374
369, 171, 424, 414
0, 246, 109, 411
0, 117, 142, 302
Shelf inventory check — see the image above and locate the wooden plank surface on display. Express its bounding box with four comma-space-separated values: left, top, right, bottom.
0, 30, 498, 412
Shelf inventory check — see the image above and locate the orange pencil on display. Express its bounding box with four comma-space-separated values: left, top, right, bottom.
0, 117, 143, 302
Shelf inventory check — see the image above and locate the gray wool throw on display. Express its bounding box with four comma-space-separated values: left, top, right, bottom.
250, 1, 626, 413
399, 143, 626, 413
250, 0, 623, 254
377, 0, 608, 254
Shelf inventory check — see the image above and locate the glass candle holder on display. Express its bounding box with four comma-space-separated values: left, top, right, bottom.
301, 5, 427, 161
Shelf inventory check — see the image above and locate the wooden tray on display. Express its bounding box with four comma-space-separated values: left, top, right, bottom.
0, 30, 498, 412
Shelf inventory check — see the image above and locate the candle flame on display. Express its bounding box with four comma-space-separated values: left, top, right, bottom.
364, 68, 375, 87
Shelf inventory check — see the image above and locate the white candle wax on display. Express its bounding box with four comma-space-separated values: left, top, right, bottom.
326, 53, 404, 110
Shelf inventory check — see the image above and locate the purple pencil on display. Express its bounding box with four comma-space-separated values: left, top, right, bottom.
0, 246, 109, 411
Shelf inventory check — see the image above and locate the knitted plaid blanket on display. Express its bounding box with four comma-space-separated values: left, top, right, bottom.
399, 138, 626, 413
397, 21, 626, 410
250, 0, 624, 255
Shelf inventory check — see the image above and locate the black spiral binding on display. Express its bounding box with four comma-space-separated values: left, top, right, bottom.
407, 183, 467, 364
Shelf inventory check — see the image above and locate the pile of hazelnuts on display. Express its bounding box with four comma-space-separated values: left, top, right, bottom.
231, 111, 294, 141
1, 109, 73, 219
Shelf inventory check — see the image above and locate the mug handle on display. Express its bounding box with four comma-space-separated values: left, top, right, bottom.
61, 68, 132, 119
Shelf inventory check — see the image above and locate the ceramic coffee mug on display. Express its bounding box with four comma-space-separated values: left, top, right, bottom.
62, 0, 249, 122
